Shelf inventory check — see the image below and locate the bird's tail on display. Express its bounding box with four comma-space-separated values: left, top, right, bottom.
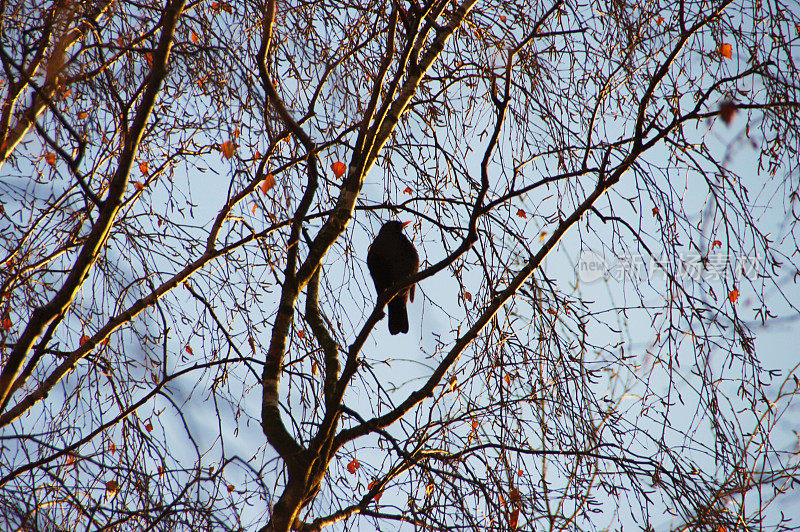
388, 297, 409, 335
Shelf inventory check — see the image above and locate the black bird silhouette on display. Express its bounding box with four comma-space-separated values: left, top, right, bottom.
367, 221, 419, 334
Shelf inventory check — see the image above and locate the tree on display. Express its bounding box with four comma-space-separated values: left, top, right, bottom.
1, 0, 799, 530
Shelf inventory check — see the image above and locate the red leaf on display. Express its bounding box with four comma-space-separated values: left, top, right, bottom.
464, 291, 472, 302
347, 458, 360, 474
403, 186, 413, 195
1, 317, 11, 331
516, 208, 526, 218
145, 422, 153, 432
297, 329, 305, 339
227, 484, 235, 493
79, 334, 89, 346
190, 31, 199, 44
139, 161, 149, 175
331, 161, 346, 178
712, 240, 722, 249
367, 479, 383, 503
718, 43, 732, 59
655, 15, 664, 25
185, 345, 194, 355
45, 152, 57, 167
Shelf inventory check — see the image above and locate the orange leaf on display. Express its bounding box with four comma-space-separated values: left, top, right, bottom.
311, 360, 319, 376
220, 140, 235, 159
133, 181, 145, 192
499, 15, 507, 23
227, 484, 235, 493
504, 373, 511, 385
66, 455, 76, 465
297, 329, 305, 339
1, 317, 11, 330
78, 111, 88, 120
403, 186, 413, 195
652, 206, 659, 217
656, 15, 664, 25
45, 152, 57, 167
185, 345, 194, 355
347, 458, 360, 474
717, 526, 727, 532
158, 466, 164, 478
108, 442, 117, 454
516, 208, 526, 218
718, 43, 732, 59
139, 161, 149, 175
261, 173, 276, 194
145, 52, 153, 68
712, 240, 722, 249
251, 203, 258, 214
728, 289, 739, 303
539, 231, 547, 242
190, 31, 199, 44
425, 482, 434, 497
464, 291, 472, 302
472, 419, 479, 431
508, 508, 520, 529
331, 161, 346, 178
719, 101, 738, 125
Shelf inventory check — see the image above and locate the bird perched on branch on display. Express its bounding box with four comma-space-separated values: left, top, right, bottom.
367, 220, 419, 335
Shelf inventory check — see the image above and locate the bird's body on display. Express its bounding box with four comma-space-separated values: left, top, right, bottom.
367, 221, 419, 335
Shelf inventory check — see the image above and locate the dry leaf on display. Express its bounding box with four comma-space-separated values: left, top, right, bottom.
331, 161, 346, 178
347, 458, 360, 474
728, 289, 739, 303
139, 161, 149, 175
220, 140, 235, 159
190, 31, 199, 44
719, 101, 738, 125
133, 181, 145, 192
261, 173, 276, 194
105, 480, 119, 496
45, 152, 57, 167
718, 43, 732, 59
516, 208, 526, 218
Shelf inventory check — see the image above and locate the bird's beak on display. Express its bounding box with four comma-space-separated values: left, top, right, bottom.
401, 221, 411, 228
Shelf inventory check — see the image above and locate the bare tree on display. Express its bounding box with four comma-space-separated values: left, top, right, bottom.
1, 0, 799, 531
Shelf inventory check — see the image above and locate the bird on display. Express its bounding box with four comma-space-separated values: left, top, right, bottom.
367, 220, 419, 335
